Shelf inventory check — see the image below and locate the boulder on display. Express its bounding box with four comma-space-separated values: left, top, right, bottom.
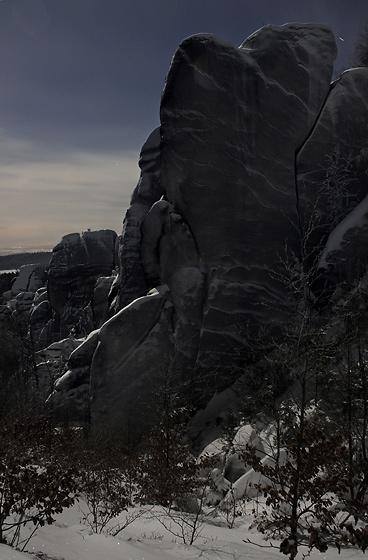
11, 264, 46, 296
90, 285, 174, 429
68, 328, 100, 369
47, 229, 117, 339
36, 337, 83, 397
46, 329, 100, 422
14, 291, 35, 318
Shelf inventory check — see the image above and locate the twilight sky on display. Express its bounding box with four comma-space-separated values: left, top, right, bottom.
0, 0, 366, 254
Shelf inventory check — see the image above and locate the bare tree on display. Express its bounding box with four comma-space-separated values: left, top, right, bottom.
352, 21, 368, 67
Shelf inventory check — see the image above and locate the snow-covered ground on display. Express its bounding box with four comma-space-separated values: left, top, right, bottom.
0, 501, 365, 560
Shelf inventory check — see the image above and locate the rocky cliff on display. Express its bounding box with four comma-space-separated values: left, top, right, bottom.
0, 229, 117, 371
5, 23, 368, 431
62, 23, 367, 430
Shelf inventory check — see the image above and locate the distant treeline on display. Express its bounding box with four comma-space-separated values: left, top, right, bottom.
0, 252, 52, 271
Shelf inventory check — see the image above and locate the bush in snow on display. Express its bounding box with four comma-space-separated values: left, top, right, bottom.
76, 437, 131, 534
0, 414, 79, 550
242, 409, 368, 558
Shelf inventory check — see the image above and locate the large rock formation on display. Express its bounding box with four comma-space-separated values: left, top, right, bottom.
27, 24, 368, 430
158, 25, 336, 359
83, 23, 367, 428
35, 229, 117, 347
0, 230, 118, 349
0, 264, 48, 330
0, 231, 120, 425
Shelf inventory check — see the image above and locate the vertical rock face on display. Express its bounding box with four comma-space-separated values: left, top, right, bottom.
296, 67, 368, 284
113, 128, 163, 310
31, 24, 367, 430
47, 229, 117, 339
0, 264, 47, 331
89, 24, 354, 427
160, 24, 337, 361
11, 264, 47, 297
161, 25, 336, 260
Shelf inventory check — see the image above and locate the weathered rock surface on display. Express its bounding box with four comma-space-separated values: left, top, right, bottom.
48, 230, 117, 327
47, 329, 99, 421
0, 264, 47, 334
90, 285, 174, 427
89, 23, 343, 427
42, 229, 117, 343
36, 337, 83, 398
160, 25, 336, 343
113, 128, 163, 310
296, 67, 368, 284
0, 230, 118, 416
1, 230, 118, 352
11, 264, 47, 296
8, 24, 368, 431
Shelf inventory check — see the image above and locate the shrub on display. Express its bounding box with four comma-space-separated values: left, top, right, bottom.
243, 414, 368, 558
77, 440, 131, 534
0, 414, 79, 550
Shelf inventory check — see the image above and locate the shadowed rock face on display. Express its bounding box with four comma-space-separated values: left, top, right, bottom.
49, 24, 367, 429
296, 68, 368, 285
87, 23, 346, 427
47, 230, 117, 340
0, 264, 48, 339
112, 128, 163, 311
159, 25, 337, 362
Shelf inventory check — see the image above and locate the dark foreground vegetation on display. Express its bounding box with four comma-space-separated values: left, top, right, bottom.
2, 184, 368, 559
2, 195, 368, 559
1, 284, 368, 559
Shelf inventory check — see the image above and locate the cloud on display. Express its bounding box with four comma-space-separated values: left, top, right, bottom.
0, 132, 140, 251
2, 0, 367, 254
